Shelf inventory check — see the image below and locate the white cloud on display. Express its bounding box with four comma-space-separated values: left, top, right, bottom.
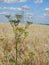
19, 0, 27, 2
44, 8, 49, 16
0, 0, 27, 3
0, 5, 30, 11
25, 13, 33, 18
17, 8, 22, 11
4, 0, 16, 3
43, 12, 49, 16
34, 0, 43, 4
44, 8, 49, 11
0, 7, 22, 11
0, 7, 7, 9
22, 5, 30, 10
0, 7, 2, 9
0, 12, 9, 15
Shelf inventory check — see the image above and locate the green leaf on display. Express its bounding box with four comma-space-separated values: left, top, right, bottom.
24, 32, 28, 37
9, 58, 15, 63
28, 51, 35, 56
5, 15, 11, 19
24, 56, 29, 61
27, 21, 33, 24
15, 14, 23, 19
15, 27, 25, 33
9, 20, 20, 23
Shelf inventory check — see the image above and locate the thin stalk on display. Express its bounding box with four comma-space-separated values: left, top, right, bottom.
5, 43, 8, 65
15, 34, 18, 65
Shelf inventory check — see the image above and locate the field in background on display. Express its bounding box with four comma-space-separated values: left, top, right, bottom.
0, 23, 49, 65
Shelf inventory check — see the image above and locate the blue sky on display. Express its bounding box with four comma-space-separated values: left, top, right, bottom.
0, 0, 49, 24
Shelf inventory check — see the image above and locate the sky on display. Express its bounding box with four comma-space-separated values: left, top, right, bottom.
0, 0, 49, 24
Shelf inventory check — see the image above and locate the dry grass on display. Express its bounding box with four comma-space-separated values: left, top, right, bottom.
0, 23, 49, 65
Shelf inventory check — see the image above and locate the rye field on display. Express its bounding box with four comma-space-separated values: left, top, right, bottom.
0, 23, 49, 65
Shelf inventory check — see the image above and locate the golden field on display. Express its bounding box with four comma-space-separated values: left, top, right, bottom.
0, 23, 49, 65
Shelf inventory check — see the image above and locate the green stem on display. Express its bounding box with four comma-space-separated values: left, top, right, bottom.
15, 35, 18, 65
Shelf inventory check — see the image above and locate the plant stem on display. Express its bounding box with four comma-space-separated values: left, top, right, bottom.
15, 34, 18, 65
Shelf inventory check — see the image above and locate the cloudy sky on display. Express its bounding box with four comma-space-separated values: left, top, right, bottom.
0, 0, 49, 24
